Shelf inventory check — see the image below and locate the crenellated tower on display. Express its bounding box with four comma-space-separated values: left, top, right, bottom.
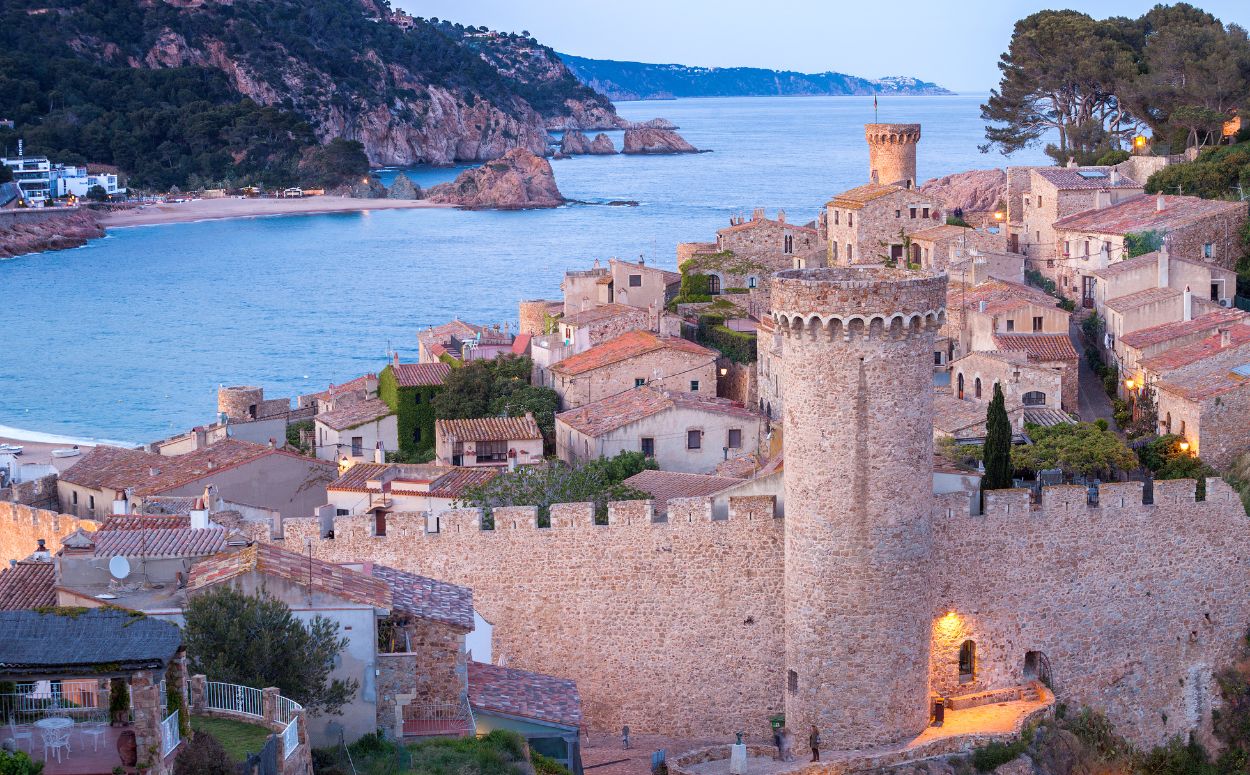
772, 266, 946, 750
865, 123, 921, 189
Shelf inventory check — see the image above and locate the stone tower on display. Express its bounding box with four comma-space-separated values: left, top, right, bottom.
865, 123, 921, 189
217, 385, 263, 422
771, 267, 946, 750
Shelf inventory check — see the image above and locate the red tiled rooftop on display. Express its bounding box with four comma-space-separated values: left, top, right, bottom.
1033, 166, 1141, 191
315, 397, 394, 431
100, 515, 192, 531
0, 562, 56, 610
557, 386, 758, 438
1103, 286, 1181, 314
1120, 309, 1250, 349
365, 564, 474, 630
718, 216, 818, 235
562, 303, 645, 327
952, 278, 1057, 313
992, 334, 1079, 362
189, 543, 392, 609
1140, 326, 1250, 374
61, 440, 297, 497
391, 362, 451, 387
829, 182, 904, 209
92, 527, 230, 558
1054, 193, 1242, 234
436, 416, 542, 443
59, 445, 163, 491
328, 462, 497, 499
306, 374, 376, 403
549, 331, 715, 376
1156, 367, 1250, 401
468, 661, 582, 729
622, 470, 741, 512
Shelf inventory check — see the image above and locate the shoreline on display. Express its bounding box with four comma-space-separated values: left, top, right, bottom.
96, 195, 453, 228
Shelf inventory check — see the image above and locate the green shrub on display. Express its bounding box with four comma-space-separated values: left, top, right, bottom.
1095, 149, 1131, 166
972, 739, 1026, 772
1059, 297, 1076, 311
946, 215, 971, 227
531, 753, 572, 775
695, 314, 757, 363
0, 750, 42, 775
174, 731, 233, 775
1101, 361, 1119, 397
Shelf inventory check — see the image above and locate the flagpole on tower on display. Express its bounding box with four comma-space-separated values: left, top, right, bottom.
874, 95, 878, 123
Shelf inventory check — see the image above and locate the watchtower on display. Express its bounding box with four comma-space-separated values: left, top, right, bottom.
771, 267, 946, 750
865, 123, 921, 189
217, 385, 264, 422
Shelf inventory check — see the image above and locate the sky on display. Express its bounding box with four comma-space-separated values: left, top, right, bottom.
394, 0, 1250, 92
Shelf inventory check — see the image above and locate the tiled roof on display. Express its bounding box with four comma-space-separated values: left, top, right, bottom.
0, 562, 56, 610
511, 334, 532, 356
134, 440, 290, 496
830, 182, 904, 209
306, 374, 376, 403
366, 564, 474, 630
910, 224, 977, 241
611, 258, 681, 283
189, 543, 391, 609
562, 303, 644, 327
60, 441, 287, 496
953, 278, 1057, 313
718, 216, 818, 235
59, 445, 164, 490
557, 386, 759, 437
427, 467, 498, 498
932, 392, 990, 435
315, 398, 394, 431
436, 416, 542, 443
136, 496, 198, 516
1103, 286, 1181, 314
101, 515, 192, 530
1054, 193, 1241, 234
1139, 326, 1250, 373
622, 470, 740, 511
327, 463, 497, 498
992, 334, 1079, 362
1156, 366, 1250, 401
420, 320, 483, 342
1033, 166, 1141, 191
391, 362, 450, 388
549, 331, 715, 376
92, 528, 230, 558
0, 609, 183, 675
1090, 252, 1160, 280
467, 661, 582, 729
1119, 309, 1250, 349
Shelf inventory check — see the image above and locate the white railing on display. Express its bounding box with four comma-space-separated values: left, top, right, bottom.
160, 710, 181, 756
204, 682, 263, 719
274, 695, 303, 726
281, 718, 299, 759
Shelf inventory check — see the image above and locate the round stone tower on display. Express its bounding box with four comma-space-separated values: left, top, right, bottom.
218, 385, 263, 422
518, 299, 558, 336
865, 123, 921, 189
772, 267, 946, 751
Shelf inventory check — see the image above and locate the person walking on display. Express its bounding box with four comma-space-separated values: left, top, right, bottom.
809, 725, 820, 762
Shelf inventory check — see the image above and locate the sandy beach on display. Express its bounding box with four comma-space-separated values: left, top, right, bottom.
0, 435, 92, 472
97, 195, 453, 228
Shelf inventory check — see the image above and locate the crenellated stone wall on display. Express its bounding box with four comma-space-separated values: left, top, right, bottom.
0, 501, 100, 564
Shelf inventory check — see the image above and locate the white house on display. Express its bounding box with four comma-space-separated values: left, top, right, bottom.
314, 398, 397, 463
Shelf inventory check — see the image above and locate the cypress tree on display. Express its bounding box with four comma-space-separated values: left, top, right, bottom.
982, 382, 1013, 490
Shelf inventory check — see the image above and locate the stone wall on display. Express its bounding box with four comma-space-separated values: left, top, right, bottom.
552, 349, 718, 410
274, 496, 786, 738
0, 501, 100, 564
826, 189, 942, 267
865, 124, 920, 188
0, 473, 59, 510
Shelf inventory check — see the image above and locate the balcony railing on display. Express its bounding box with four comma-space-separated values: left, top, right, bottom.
401, 701, 473, 738
204, 682, 263, 718
0, 685, 107, 724
282, 718, 299, 759
160, 710, 182, 756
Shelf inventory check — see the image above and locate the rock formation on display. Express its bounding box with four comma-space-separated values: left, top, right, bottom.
629, 118, 679, 130
560, 130, 592, 155
622, 128, 699, 154
919, 169, 1007, 215
348, 176, 388, 199
589, 133, 617, 154
387, 173, 421, 200
424, 148, 564, 209
0, 209, 105, 259
545, 101, 630, 131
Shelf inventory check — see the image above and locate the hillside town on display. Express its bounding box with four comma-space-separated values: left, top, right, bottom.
3, 120, 1250, 775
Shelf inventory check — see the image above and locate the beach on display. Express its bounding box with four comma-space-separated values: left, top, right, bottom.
0, 434, 92, 471
97, 195, 453, 228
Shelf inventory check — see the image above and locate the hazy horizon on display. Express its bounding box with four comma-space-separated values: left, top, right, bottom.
394, 0, 1250, 92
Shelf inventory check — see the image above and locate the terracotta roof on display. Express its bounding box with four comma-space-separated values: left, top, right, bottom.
1119, 309, 1250, 349
952, 278, 1057, 313
427, 467, 498, 498
932, 392, 990, 435
1054, 193, 1241, 234
1090, 252, 1161, 280
1139, 326, 1250, 373
306, 374, 375, 403
92, 528, 230, 558
135, 496, 198, 516
549, 331, 715, 376
59, 445, 164, 491
1033, 166, 1141, 191
992, 334, 1079, 362
611, 258, 681, 283
391, 362, 450, 388
366, 564, 473, 630
830, 182, 904, 209
327, 463, 497, 499
622, 470, 740, 511
468, 661, 582, 729
1104, 286, 1181, 314
100, 515, 191, 530
188, 543, 391, 609
421, 320, 483, 341
134, 440, 294, 497
61, 441, 292, 497
315, 398, 394, 431
1156, 366, 1250, 401
562, 303, 644, 328
910, 224, 979, 241
511, 334, 532, 356
718, 216, 818, 235
436, 416, 542, 443
0, 562, 56, 610
557, 386, 759, 437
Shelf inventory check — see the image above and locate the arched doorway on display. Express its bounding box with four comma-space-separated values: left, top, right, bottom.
957, 373, 965, 399
707, 274, 722, 295
1023, 651, 1051, 686
958, 640, 976, 684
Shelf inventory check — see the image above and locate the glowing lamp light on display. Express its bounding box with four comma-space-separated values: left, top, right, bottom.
1133, 135, 1147, 150
936, 611, 963, 637
993, 210, 1005, 222
1179, 441, 1191, 453
338, 455, 354, 475
720, 367, 729, 376
1124, 378, 1136, 390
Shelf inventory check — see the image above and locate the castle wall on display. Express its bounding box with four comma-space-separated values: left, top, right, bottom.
274, 496, 786, 738
930, 479, 1250, 747
0, 501, 100, 564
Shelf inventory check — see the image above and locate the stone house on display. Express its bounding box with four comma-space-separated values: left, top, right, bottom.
991, 334, 1080, 412
941, 279, 1070, 359
757, 314, 783, 422
434, 416, 544, 468
546, 331, 718, 410
1137, 324, 1250, 396
1089, 249, 1236, 345
554, 386, 762, 473
1005, 165, 1142, 269
909, 224, 1005, 272
418, 320, 517, 364
320, 463, 498, 533
561, 263, 614, 316
314, 398, 397, 464
531, 304, 653, 387
1103, 288, 1185, 356
950, 350, 1065, 414
1154, 358, 1250, 469
378, 360, 451, 461
609, 257, 681, 311
947, 251, 1026, 286
825, 183, 941, 266
1118, 309, 1250, 389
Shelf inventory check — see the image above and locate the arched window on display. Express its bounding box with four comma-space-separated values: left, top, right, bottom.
1022, 391, 1045, 407
974, 377, 982, 399
1180, 420, 1186, 437
1165, 412, 1172, 434
958, 640, 976, 683
708, 274, 722, 295
957, 373, 965, 400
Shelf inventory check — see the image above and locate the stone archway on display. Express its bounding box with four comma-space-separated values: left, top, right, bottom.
1023, 651, 1052, 686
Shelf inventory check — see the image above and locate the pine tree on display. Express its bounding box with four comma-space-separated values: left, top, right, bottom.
982, 383, 1013, 490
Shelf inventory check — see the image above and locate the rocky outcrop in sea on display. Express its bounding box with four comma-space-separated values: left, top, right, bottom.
560, 130, 593, 155
423, 148, 564, 209
0, 209, 104, 259
622, 128, 699, 154
588, 133, 616, 154
629, 118, 679, 130
387, 174, 421, 200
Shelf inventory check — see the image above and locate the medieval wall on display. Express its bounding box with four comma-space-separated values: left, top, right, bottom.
0, 501, 100, 564
275, 496, 786, 738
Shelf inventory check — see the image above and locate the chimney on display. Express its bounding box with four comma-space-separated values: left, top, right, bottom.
1184, 285, 1193, 321
392, 351, 400, 368
190, 497, 210, 530
1094, 190, 1111, 209
1158, 244, 1169, 288
32, 539, 50, 563
978, 300, 987, 314
1157, 194, 1166, 212
111, 493, 128, 515
1110, 169, 1120, 185
1066, 157, 1078, 168
149, 467, 160, 477
1220, 327, 1232, 348
752, 207, 765, 221
374, 441, 385, 464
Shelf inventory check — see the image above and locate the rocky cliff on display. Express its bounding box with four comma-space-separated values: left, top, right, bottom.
0, 209, 104, 259
589, 134, 617, 154
622, 128, 699, 154
560, 130, 593, 155
919, 169, 1007, 215
424, 149, 564, 209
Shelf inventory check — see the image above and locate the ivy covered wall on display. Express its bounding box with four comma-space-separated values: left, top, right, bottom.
379, 366, 441, 462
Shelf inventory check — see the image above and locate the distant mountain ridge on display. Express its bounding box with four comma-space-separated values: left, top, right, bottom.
559, 55, 952, 101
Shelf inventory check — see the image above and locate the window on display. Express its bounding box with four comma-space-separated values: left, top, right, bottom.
957, 373, 965, 399
934, 351, 943, 366
476, 440, 508, 464
1165, 412, 1172, 434
909, 207, 917, 219
72, 491, 78, 505
351, 436, 363, 457
784, 234, 794, 254
1023, 391, 1046, 406
728, 428, 742, 448
747, 276, 758, 289
788, 670, 798, 693
974, 377, 982, 399
641, 437, 655, 457
690, 380, 700, 392
830, 243, 838, 260
846, 244, 854, 261
1032, 316, 1043, 332
1063, 241, 1070, 257
895, 209, 901, 219
1212, 282, 1221, 301
687, 430, 702, 450
959, 640, 976, 683
635, 378, 646, 388
1203, 243, 1214, 259
1180, 420, 1186, 437
833, 210, 839, 225
922, 207, 930, 219
708, 275, 721, 294
336, 509, 349, 517
1084, 240, 1090, 256
374, 512, 387, 537
848, 212, 853, 227
629, 274, 642, 287
89, 495, 95, 512
1037, 196, 1043, 208
1006, 319, 1015, 332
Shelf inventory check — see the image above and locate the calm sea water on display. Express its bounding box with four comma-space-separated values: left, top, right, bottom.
0, 94, 1048, 442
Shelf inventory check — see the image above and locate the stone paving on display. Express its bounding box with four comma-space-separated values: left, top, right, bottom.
582, 733, 721, 775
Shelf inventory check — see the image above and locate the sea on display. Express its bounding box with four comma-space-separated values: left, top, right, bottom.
0, 94, 1049, 444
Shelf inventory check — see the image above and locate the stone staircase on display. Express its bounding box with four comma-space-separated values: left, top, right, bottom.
945, 681, 1045, 711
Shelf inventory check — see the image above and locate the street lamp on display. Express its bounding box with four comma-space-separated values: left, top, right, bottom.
1124, 378, 1136, 391
1179, 440, 1191, 453
1133, 135, 1148, 154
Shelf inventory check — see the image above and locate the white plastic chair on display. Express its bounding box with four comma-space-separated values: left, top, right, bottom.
7, 716, 32, 752
41, 727, 71, 763
80, 721, 106, 752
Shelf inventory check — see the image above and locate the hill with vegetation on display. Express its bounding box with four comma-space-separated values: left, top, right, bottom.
558, 54, 952, 101
0, 0, 619, 190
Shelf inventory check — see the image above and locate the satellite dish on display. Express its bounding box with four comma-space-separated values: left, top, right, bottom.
108, 556, 132, 580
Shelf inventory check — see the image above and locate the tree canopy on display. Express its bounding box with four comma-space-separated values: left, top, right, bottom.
432, 356, 561, 448
1011, 421, 1138, 480
982, 383, 1014, 490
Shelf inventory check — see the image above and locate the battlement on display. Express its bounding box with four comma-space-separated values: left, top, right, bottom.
865, 123, 922, 145
771, 267, 946, 340
935, 477, 1242, 521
